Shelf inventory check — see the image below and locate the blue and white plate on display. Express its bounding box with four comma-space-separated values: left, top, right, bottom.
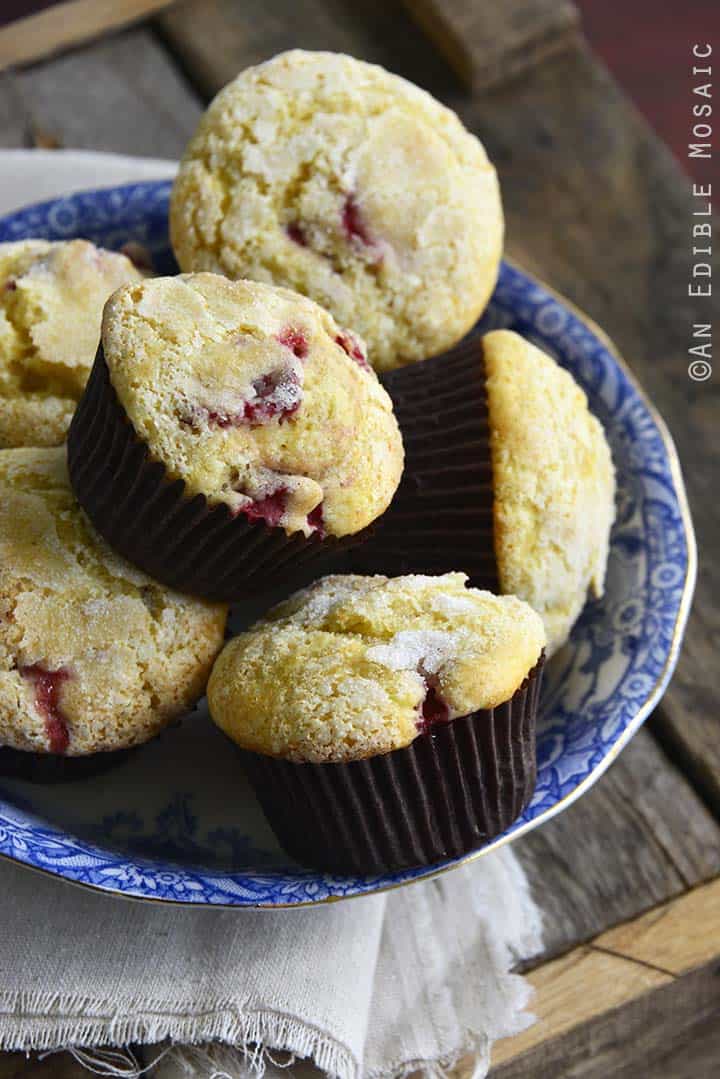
0, 183, 696, 907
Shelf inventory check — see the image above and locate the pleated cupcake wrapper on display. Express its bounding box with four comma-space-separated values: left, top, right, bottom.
0, 746, 134, 784
355, 336, 498, 589
67, 350, 364, 603
237, 655, 543, 875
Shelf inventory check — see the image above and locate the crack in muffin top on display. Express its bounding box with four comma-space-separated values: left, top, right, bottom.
170, 50, 504, 372
101, 273, 404, 538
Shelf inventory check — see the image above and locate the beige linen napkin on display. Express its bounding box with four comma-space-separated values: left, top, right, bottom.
0, 851, 541, 1079
0, 150, 544, 1079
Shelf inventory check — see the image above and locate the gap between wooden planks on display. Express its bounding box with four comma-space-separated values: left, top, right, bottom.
490, 875, 720, 1071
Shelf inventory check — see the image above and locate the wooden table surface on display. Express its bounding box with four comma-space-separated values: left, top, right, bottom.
0, 1, 717, 1076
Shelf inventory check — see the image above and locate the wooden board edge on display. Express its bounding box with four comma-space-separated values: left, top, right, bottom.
491, 876, 720, 1070
490, 958, 720, 1078
0, 0, 175, 72
397, 0, 472, 86
399, 0, 581, 91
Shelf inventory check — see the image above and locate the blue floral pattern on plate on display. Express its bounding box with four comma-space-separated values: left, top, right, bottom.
0, 183, 696, 906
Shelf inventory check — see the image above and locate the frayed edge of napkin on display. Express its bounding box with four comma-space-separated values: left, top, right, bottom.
148, 1028, 497, 1079
0, 997, 354, 1079
368, 1036, 492, 1079
148, 983, 536, 1079
6, 966, 535, 1079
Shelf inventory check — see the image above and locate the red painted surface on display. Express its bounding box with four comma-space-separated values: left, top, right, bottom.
577, 1, 718, 188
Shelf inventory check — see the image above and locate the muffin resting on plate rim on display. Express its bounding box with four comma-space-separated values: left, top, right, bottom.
0, 446, 227, 764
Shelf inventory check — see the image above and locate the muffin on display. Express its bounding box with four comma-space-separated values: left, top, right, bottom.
0, 446, 227, 780
0, 239, 144, 448
68, 273, 403, 601
209, 572, 545, 873
170, 50, 503, 372
363, 330, 616, 655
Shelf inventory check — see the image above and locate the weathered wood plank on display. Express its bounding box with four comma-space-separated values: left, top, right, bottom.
0, 71, 26, 147
493, 958, 720, 1078
498, 948, 671, 1064
597, 875, 720, 973
0, 1053, 87, 1078
157, 0, 455, 101
515, 729, 720, 961
0, 0, 174, 72
400, 0, 579, 90
491, 877, 720, 1077
0, 27, 202, 156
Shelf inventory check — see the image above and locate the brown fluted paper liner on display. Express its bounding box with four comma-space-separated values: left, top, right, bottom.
238, 655, 544, 875
67, 349, 363, 603
355, 336, 498, 590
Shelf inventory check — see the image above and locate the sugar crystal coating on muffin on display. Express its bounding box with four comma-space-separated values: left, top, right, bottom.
208, 572, 545, 763
484, 330, 615, 653
0, 239, 144, 448
0, 447, 227, 755
101, 273, 404, 538
170, 50, 503, 371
